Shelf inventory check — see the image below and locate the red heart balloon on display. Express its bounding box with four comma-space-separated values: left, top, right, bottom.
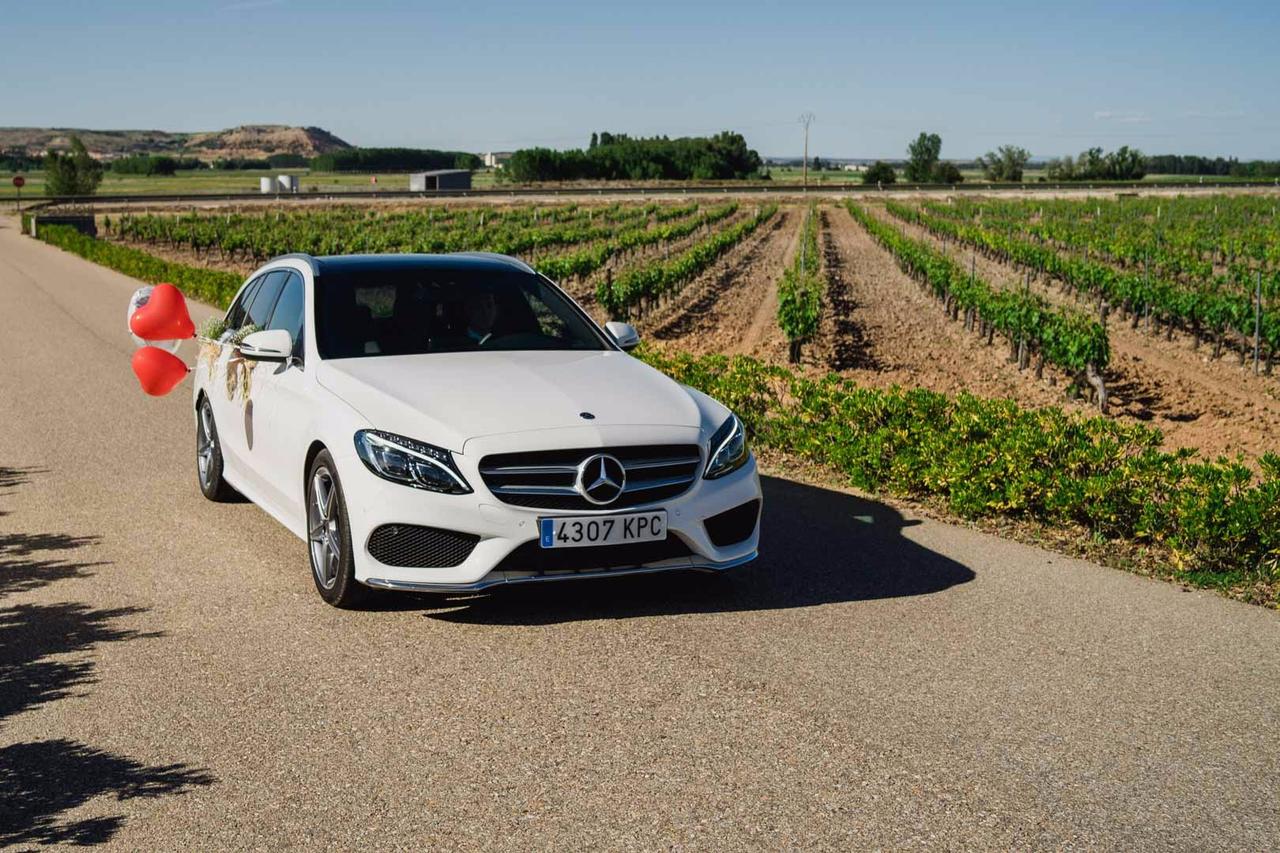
131, 346, 189, 396
129, 283, 195, 341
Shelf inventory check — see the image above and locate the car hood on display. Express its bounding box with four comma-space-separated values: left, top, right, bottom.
316, 350, 703, 450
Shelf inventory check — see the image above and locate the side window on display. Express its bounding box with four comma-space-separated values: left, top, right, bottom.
225, 275, 264, 330
244, 270, 288, 330
267, 271, 306, 360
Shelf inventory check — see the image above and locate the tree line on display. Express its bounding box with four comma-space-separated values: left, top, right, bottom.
1045, 146, 1147, 181
25, 129, 1277, 197
856, 135, 1150, 185
505, 132, 764, 182
310, 148, 482, 172
1145, 154, 1280, 179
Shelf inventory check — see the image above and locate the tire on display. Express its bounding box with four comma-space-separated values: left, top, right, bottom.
306, 450, 368, 608
196, 396, 239, 502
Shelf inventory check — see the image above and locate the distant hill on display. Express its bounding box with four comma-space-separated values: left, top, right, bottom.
0, 125, 352, 161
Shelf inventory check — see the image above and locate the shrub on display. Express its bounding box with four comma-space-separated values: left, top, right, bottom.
932, 161, 965, 184
776, 204, 823, 360
862, 161, 896, 185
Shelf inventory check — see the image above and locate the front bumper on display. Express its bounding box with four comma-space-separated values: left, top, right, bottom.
339, 440, 762, 591
363, 550, 758, 593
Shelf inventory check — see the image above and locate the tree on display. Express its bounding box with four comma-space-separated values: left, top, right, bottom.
863, 161, 896, 185
812, 156, 825, 172
932, 161, 964, 184
44, 135, 103, 196
904, 132, 942, 182
1045, 155, 1076, 181
1105, 145, 1147, 180
977, 145, 1031, 182
1078, 147, 1107, 179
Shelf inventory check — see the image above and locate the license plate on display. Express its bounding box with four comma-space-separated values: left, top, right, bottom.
539, 510, 667, 549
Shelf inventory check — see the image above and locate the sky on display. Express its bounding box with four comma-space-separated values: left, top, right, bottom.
1, 0, 1277, 160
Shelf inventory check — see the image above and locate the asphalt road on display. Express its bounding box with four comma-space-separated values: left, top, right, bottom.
1, 216, 1278, 850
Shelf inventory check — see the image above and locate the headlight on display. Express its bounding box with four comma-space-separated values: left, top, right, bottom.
354, 430, 472, 494
704, 414, 748, 480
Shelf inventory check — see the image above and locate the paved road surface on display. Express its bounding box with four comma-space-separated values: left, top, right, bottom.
1, 216, 1277, 850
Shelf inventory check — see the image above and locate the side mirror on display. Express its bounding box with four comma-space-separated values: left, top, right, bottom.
239, 329, 293, 363
605, 321, 640, 351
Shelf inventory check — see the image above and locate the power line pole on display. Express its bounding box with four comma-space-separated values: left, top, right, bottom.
798, 113, 815, 187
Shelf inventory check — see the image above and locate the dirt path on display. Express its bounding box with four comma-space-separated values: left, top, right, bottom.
732, 210, 803, 360
872, 203, 1280, 459
646, 208, 796, 357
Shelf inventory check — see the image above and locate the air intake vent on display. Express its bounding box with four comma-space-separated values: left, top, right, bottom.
493, 537, 693, 575
367, 524, 479, 568
704, 500, 760, 547
479, 444, 701, 511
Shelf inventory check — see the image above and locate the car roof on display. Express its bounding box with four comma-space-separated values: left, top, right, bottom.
267, 252, 536, 278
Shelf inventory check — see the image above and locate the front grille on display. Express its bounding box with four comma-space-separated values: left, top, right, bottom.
493, 536, 693, 574
704, 499, 760, 547
479, 444, 701, 511
367, 524, 479, 568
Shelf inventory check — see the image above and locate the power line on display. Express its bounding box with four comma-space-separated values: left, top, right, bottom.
798, 112, 815, 186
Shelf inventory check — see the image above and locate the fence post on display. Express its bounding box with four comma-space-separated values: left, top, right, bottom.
1256, 270, 1263, 376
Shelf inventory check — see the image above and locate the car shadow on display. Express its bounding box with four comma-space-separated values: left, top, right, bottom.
400, 475, 975, 625
0, 466, 215, 846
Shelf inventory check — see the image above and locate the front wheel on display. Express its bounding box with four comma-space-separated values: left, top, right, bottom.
306, 450, 367, 608
196, 397, 238, 502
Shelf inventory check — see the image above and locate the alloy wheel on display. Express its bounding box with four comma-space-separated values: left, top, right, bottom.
308, 467, 342, 590
197, 401, 216, 488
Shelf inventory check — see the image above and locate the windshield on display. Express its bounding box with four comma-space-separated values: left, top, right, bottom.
315, 267, 609, 359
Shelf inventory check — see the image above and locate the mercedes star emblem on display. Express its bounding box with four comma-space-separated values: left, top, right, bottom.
575, 454, 626, 505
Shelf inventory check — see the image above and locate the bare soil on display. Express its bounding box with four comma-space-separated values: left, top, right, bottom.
645, 208, 796, 358
813, 206, 1091, 408
873, 203, 1280, 460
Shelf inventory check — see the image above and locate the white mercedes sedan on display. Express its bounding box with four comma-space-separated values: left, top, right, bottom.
193, 253, 762, 606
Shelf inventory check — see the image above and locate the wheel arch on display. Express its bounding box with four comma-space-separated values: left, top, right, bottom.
304, 440, 328, 489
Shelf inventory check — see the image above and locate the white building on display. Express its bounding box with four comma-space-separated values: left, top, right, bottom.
482, 151, 513, 169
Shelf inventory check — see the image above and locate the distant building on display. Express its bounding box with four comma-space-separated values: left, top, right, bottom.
482, 151, 513, 169
410, 169, 472, 191
842, 163, 867, 172
261, 175, 299, 193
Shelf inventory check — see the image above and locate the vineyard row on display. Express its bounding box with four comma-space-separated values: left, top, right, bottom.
848, 201, 1112, 410
896, 201, 1278, 374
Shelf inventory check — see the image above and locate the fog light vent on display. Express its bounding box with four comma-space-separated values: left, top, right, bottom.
703, 500, 760, 547
367, 524, 479, 568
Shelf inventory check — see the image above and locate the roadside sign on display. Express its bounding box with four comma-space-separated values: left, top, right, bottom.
12, 176, 24, 188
